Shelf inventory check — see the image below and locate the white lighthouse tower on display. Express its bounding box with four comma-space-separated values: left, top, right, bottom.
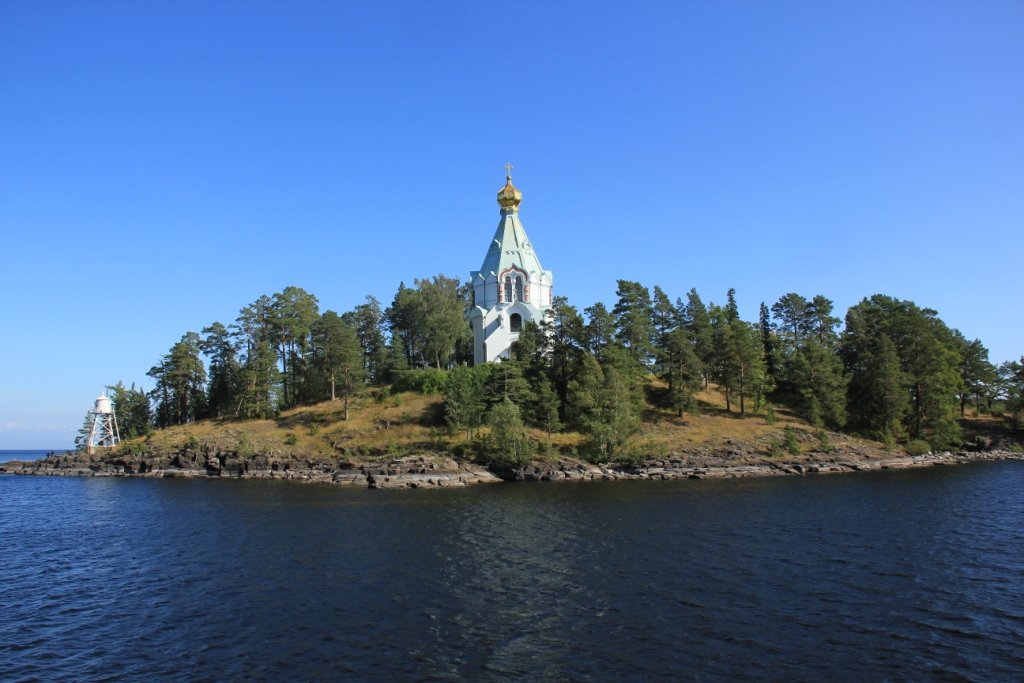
86, 394, 120, 454
468, 166, 554, 364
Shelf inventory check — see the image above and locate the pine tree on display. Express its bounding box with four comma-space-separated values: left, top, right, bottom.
486, 398, 534, 465
790, 339, 848, 427
680, 289, 714, 388
147, 332, 208, 427
106, 381, 152, 439
236, 339, 280, 419
663, 327, 703, 416
759, 302, 779, 387
483, 361, 534, 409
612, 280, 655, 368
418, 275, 469, 369
847, 333, 907, 441
732, 320, 769, 415
547, 296, 587, 419
725, 288, 740, 323
200, 322, 240, 418
772, 293, 811, 351
584, 302, 616, 361
997, 358, 1024, 431
770, 293, 847, 427
842, 295, 961, 448
74, 412, 92, 452
445, 365, 488, 439
651, 285, 677, 376
311, 311, 365, 418
386, 282, 424, 367
343, 296, 388, 385
271, 286, 320, 408
710, 303, 739, 411
952, 333, 996, 416
531, 378, 562, 439
568, 350, 641, 459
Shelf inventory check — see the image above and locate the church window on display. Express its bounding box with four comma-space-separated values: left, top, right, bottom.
510, 313, 523, 332
515, 276, 524, 302
504, 277, 513, 302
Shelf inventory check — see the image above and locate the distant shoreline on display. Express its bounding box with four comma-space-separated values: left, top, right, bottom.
2, 448, 1021, 489
0, 449, 73, 464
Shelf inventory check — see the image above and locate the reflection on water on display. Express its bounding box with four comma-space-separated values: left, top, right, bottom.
1, 464, 1023, 680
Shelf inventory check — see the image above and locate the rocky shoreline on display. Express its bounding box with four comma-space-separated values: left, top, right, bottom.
2, 445, 1022, 488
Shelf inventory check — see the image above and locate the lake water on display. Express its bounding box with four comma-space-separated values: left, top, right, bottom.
1, 462, 1022, 681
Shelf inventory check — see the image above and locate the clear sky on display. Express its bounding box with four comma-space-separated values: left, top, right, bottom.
1, 1, 1022, 449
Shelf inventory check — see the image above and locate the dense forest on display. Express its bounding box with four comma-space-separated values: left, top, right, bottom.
87, 277, 1024, 457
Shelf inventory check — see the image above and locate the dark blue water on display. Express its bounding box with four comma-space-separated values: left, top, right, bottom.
2, 463, 1022, 681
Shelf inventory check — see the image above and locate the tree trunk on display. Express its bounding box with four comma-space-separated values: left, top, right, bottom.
342, 368, 351, 420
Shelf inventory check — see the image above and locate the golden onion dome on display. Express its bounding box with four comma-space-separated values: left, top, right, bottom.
497, 165, 522, 212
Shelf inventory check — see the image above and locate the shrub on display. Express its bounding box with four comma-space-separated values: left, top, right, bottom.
483, 399, 534, 466
452, 442, 473, 460
616, 446, 647, 468
237, 433, 254, 457
816, 429, 834, 453
579, 442, 608, 464
391, 369, 450, 394
927, 421, 962, 452
284, 433, 298, 446
119, 441, 146, 456
783, 427, 801, 456
905, 439, 932, 456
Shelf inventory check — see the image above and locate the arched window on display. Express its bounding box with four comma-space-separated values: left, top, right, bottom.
515, 276, 524, 302
510, 313, 523, 332
504, 277, 513, 302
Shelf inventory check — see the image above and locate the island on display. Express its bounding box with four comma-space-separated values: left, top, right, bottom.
4, 381, 1021, 488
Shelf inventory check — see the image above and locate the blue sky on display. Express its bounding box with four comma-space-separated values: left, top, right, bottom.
2, 1, 1022, 449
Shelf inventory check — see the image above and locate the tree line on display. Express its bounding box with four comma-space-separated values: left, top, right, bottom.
94, 276, 1024, 455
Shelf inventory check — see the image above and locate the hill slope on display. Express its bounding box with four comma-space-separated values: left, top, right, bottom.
132, 383, 894, 464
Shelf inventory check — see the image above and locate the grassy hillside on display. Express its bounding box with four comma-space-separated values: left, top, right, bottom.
127, 381, 919, 462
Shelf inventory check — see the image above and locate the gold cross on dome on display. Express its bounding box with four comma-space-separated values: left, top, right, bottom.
505, 162, 513, 177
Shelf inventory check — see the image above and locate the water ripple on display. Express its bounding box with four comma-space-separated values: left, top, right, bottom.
1, 463, 1023, 680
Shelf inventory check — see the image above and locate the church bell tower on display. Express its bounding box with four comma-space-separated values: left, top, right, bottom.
468, 166, 554, 364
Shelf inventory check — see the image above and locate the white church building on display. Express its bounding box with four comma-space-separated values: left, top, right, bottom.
469, 169, 554, 364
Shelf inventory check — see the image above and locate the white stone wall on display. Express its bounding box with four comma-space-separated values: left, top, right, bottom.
472, 301, 547, 364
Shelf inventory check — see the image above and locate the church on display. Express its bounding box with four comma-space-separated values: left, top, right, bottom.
468, 167, 554, 364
